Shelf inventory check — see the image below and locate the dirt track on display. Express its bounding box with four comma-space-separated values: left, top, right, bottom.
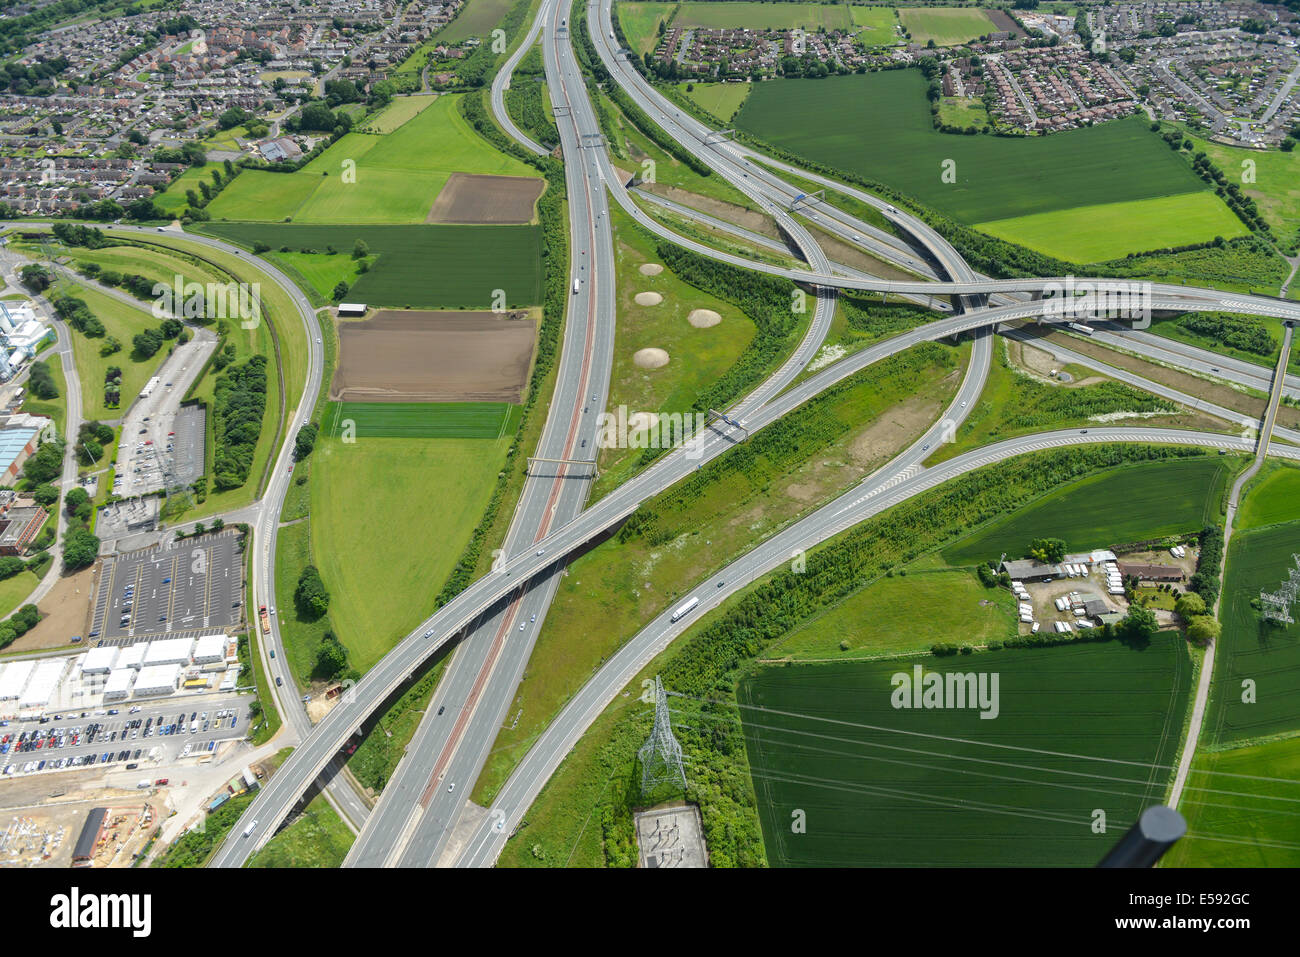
331, 310, 537, 403
427, 173, 544, 224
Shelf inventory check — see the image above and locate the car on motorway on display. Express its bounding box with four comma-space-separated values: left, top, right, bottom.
275, 676, 283, 686
447, 782, 456, 793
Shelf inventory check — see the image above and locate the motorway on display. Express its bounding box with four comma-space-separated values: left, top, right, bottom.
210, 1, 1300, 866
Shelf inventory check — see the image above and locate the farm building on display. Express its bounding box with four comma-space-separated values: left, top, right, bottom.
337, 302, 367, 317
1117, 562, 1183, 582
1001, 558, 1061, 581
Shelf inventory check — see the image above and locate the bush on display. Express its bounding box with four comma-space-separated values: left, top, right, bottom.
294, 564, 329, 619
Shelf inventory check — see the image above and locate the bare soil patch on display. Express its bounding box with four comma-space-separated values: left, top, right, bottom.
426, 173, 544, 224
688, 308, 721, 328
7, 566, 97, 653
637, 181, 779, 238
331, 310, 537, 402
635, 291, 663, 306
639, 263, 664, 276
986, 9, 1026, 36
633, 348, 670, 369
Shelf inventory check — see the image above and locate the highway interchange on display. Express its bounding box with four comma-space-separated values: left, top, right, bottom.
187, 0, 1300, 867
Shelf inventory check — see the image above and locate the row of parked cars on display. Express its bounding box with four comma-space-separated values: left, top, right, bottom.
3, 747, 148, 777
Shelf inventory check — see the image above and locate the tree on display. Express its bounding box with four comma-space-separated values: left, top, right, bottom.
315, 631, 348, 679
1174, 592, 1206, 618
65, 487, 89, 513
1117, 604, 1159, 647
295, 564, 330, 619
1028, 537, 1066, 564
132, 328, 163, 358
0, 556, 26, 580
30, 484, 59, 508
1186, 615, 1220, 645
63, 527, 101, 570
294, 423, 319, 460
20, 264, 51, 292
332, 281, 350, 301
352, 239, 369, 259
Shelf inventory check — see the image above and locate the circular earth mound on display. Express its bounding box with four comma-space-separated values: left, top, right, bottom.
638, 263, 664, 276
687, 309, 721, 328
628, 411, 659, 432
633, 347, 670, 369
634, 291, 663, 306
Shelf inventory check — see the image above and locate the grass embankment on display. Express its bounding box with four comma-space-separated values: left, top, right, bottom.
247, 793, 354, 867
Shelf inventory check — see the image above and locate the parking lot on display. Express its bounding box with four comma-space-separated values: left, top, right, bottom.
0, 699, 249, 781
88, 530, 244, 643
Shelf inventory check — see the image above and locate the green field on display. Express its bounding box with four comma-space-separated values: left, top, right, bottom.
741, 636, 1191, 866
324, 401, 520, 439
247, 793, 354, 867
850, 6, 900, 44
898, 6, 997, 46
1206, 519, 1300, 745
617, 2, 678, 54
269, 250, 368, 302
937, 95, 989, 131
152, 166, 211, 215
769, 568, 1017, 660
1167, 736, 1300, 866
975, 192, 1250, 264
1187, 131, 1300, 243
309, 435, 512, 672
677, 81, 751, 122
207, 95, 538, 224
673, 1, 852, 30
1239, 463, 1300, 531
942, 457, 1233, 566
734, 72, 1218, 229
200, 223, 544, 308
439, 0, 515, 42
362, 94, 437, 133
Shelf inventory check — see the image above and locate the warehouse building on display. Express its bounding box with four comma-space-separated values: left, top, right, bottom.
20, 659, 66, 709
72, 807, 108, 865
0, 659, 34, 701
142, 637, 194, 667
133, 663, 182, 698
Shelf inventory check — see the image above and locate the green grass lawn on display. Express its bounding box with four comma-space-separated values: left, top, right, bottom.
51, 278, 168, 421
975, 192, 1250, 264
617, 1, 679, 55
677, 81, 751, 122
208, 95, 539, 225
324, 401, 520, 439
268, 250, 367, 302
1167, 736, 1300, 867
851, 6, 900, 44
898, 6, 997, 46
769, 567, 1017, 660
1184, 130, 1300, 243
152, 166, 212, 215
741, 635, 1191, 866
22, 355, 66, 437
308, 434, 512, 673
66, 242, 231, 295
942, 457, 1234, 566
734, 72, 1217, 228
0, 570, 41, 627
247, 793, 354, 867
1237, 462, 1300, 531
1205, 519, 1300, 746
593, 203, 757, 488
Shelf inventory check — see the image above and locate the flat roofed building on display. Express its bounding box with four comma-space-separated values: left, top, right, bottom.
115, 643, 147, 669
192, 633, 227, 664
133, 662, 182, 697
102, 668, 135, 700
81, 646, 118, 675
142, 636, 194, 667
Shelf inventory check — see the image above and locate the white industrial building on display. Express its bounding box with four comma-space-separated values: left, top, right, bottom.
80, 646, 118, 675
143, 637, 194, 667
20, 659, 66, 709
192, 634, 228, 665
116, 643, 147, 669
102, 668, 136, 701
133, 663, 183, 697
0, 659, 34, 701
218, 667, 240, 691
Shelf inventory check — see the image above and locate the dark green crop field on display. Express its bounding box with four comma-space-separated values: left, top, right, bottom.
733, 71, 1209, 224
325, 401, 520, 439
739, 636, 1191, 866
1206, 518, 1300, 746
201, 223, 544, 308
943, 457, 1233, 566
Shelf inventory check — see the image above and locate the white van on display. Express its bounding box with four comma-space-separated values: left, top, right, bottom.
243, 820, 258, 837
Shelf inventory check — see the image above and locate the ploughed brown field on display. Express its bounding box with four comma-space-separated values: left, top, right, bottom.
331, 310, 537, 402
426, 172, 545, 224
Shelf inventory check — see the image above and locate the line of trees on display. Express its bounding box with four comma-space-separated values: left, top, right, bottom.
211, 354, 269, 491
